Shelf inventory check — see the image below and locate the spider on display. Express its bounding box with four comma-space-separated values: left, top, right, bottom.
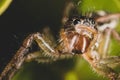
1, 1, 120, 80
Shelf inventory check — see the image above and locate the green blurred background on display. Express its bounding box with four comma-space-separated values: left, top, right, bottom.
0, 0, 120, 80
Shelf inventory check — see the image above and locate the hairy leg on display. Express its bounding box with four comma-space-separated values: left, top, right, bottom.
97, 28, 112, 58
82, 28, 120, 80
96, 13, 120, 23
0, 32, 73, 80
82, 52, 119, 80
0, 32, 58, 80
0, 34, 34, 80
25, 51, 55, 63
112, 29, 120, 42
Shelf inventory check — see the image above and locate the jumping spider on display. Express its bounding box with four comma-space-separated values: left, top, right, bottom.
1, 1, 120, 80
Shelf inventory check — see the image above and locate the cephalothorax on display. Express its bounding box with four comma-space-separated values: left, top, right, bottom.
1, 1, 120, 80
60, 16, 97, 54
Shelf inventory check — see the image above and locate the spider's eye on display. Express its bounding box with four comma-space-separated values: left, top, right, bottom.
89, 18, 95, 25
73, 19, 80, 25
64, 16, 96, 30
83, 19, 90, 26
82, 17, 96, 28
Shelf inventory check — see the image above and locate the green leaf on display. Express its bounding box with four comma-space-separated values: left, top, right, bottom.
0, 0, 12, 15
78, 0, 120, 14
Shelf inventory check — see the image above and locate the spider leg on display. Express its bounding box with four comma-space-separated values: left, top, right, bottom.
97, 28, 112, 58
25, 51, 55, 63
0, 33, 58, 80
82, 28, 120, 80
0, 32, 73, 80
62, 1, 75, 25
0, 34, 35, 80
94, 56, 120, 80
34, 32, 73, 60
0, 32, 56, 80
96, 13, 120, 23
96, 13, 120, 58
111, 29, 120, 42
82, 52, 119, 80
100, 56, 120, 65
97, 28, 120, 79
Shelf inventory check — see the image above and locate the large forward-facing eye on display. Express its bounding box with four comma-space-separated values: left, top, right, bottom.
71, 16, 96, 28
73, 19, 80, 25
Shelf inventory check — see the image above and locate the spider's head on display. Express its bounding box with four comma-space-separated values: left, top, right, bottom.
64, 15, 97, 35
64, 15, 98, 39
62, 16, 98, 54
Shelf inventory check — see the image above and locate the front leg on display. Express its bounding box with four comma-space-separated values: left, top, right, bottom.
0, 34, 34, 80
93, 61, 119, 80
0, 33, 57, 80
0, 32, 73, 80
84, 30, 120, 80
82, 53, 120, 80
0, 33, 56, 80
